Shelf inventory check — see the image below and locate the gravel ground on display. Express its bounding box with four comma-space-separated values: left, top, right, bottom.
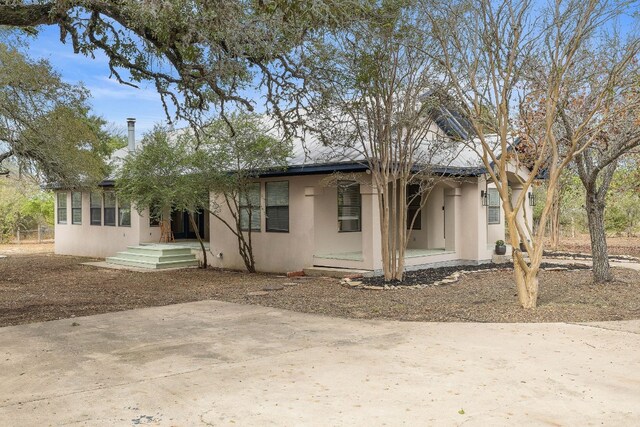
361, 262, 591, 287
1, 253, 640, 326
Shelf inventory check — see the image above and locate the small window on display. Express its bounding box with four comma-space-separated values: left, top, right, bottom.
90, 192, 102, 225
149, 203, 161, 227
71, 192, 82, 225
57, 192, 67, 224
338, 181, 361, 232
407, 184, 422, 230
118, 198, 131, 227
240, 183, 261, 231
266, 181, 289, 232
104, 191, 116, 226
487, 188, 500, 224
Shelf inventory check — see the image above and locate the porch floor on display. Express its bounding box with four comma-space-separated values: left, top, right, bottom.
141, 240, 210, 250
314, 248, 453, 261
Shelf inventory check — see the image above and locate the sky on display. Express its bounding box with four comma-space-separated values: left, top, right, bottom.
22, 26, 181, 135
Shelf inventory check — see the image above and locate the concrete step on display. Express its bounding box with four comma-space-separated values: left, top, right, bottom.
105, 256, 199, 270
126, 245, 193, 256
106, 245, 199, 269
304, 266, 373, 278
113, 252, 196, 263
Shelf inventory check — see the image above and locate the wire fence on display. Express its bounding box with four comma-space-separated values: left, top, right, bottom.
4, 227, 55, 244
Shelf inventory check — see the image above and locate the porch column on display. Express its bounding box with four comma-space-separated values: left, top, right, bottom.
304, 186, 316, 267
444, 187, 461, 252
361, 184, 381, 271
476, 175, 489, 260
511, 186, 533, 243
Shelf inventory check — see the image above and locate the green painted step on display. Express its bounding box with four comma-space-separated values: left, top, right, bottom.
106, 245, 199, 269
126, 245, 193, 256
112, 252, 196, 263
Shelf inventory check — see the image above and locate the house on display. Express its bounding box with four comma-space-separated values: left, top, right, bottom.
53, 117, 534, 274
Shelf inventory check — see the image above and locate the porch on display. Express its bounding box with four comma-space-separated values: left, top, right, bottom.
309, 179, 460, 271
314, 248, 454, 262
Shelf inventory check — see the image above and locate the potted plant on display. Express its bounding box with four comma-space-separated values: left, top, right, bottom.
519, 240, 528, 252
495, 240, 506, 255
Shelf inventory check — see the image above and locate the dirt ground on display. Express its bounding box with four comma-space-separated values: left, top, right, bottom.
552, 235, 640, 259
1, 244, 639, 326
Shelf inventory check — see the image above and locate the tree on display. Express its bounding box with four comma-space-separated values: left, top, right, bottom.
116, 126, 211, 266
0, 41, 111, 187
426, 0, 638, 308
606, 164, 640, 237
302, 2, 458, 281
195, 113, 291, 272
116, 114, 290, 271
1, 1, 364, 127
561, 80, 640, 282
0, 170, 54, 242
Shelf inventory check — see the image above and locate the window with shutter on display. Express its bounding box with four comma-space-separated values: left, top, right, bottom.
240, 182, 261, 231
487, 188, 500, 224
266, 181, 289, 232
338, 181, 361, 232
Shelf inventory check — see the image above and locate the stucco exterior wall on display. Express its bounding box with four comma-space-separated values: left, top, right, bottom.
54, 191, 160, 258
209, 175, 318, 272
425, 185, 446, 249
313, 184, 362, 256
207, 174, 508, 273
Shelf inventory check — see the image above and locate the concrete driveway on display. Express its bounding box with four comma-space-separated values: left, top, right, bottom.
0, 301, 638, 426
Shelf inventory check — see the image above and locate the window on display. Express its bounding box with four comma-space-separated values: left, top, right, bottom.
118, 198, 131, 227
240, 183, 261, 231
149, 203, 161, 227
104, 191, 116, 226
487, 188, 500, 224
90, 192, 102, 225
71, 192, 82, 225
407, 184, 422, 230
57, 192, 67, 224
338, 180, 361, 232
266, 181, 289, 232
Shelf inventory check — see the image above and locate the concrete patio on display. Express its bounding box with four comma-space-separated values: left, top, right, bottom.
0, 300, 638, 426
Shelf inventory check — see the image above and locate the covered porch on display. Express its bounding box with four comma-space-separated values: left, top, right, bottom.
309, 177, 462, 271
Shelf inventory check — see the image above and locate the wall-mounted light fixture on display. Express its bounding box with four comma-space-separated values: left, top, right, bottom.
481, 190, 488, 206
528, 192, 536, 206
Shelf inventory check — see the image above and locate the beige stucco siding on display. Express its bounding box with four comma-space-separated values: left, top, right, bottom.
209, 175, 319, 273
313, 184, 362, 256
54, 191, 161, 258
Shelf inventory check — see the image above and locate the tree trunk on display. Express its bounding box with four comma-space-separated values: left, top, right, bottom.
549, 192, 561, 250
508, 212, 540, 309
513, 255, 539, 309
189, 213, 208, 269
585, 195, 612, 282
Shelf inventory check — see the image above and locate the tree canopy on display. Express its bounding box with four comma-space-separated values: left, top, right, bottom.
1, 0, 364, 127
0, 40, 115, 187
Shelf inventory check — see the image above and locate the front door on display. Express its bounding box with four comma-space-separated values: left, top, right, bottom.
171, 210, 205, 240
